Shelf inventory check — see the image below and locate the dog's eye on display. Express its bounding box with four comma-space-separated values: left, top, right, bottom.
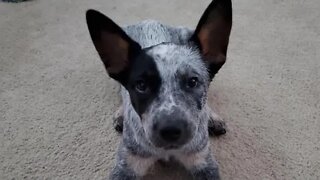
186, 77, 198, 88
135, 80, 149, 93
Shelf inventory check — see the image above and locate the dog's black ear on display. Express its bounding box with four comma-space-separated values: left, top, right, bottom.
191, 0, 232, 79
86, 9, 141, 84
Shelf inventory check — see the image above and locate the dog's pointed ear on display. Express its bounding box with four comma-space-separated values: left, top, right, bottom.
191, 0, 232, 79
86, 9, 141, 84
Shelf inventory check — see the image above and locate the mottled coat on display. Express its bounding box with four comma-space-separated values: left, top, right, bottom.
86, 0, 232, 179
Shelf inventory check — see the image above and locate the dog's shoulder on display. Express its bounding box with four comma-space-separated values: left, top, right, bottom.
123, 20, 193, 48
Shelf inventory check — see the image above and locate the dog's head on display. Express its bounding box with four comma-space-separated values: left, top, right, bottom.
86, 0, 232, 149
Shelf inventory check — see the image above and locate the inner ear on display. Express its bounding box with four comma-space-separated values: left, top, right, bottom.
86, 9, 141, 84
198, 19, 231, 61
191, 0, 232, 79
95, 32, 130, 74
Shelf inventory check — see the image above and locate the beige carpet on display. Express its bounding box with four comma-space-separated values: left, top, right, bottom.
0, 0, 319, 179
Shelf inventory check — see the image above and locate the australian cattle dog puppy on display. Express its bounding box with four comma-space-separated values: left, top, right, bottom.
86, 0, 232, 179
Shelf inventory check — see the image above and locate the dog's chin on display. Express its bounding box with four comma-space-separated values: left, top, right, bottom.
152, 143, 182, 150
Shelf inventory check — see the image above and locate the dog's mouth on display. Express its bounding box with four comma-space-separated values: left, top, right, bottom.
152, 139, 191, 150
150, 138, 185, 150
163, 144, 180, 150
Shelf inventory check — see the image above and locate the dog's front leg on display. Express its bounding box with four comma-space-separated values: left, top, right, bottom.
112, 105, 124, 133
110, 163, 137, 180
110, 145, 155, 180
178, 147, 220, 180
208, 113, 226, 136
206, 106, 227, 136
190, 158, 220, 180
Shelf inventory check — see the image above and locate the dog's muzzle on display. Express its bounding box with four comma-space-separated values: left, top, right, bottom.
151, 110, 193, 149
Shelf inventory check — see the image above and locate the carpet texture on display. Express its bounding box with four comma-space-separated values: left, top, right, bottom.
0, 0, 319, 179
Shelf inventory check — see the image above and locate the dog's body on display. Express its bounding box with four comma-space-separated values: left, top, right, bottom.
86, 0, 232, 179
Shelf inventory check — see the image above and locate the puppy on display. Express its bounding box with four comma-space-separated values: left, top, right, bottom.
86, 0, 232, 179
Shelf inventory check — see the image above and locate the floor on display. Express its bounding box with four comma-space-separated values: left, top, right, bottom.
0, 0, 319, 179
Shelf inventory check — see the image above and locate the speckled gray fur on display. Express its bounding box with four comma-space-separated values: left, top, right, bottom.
124, 20, 193, 48
109, 20, 220, 179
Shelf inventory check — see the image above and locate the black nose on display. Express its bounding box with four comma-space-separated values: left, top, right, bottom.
160, 126, 182, 142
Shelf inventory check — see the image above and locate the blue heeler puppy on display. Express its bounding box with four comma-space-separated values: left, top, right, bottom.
86, 0, 232, 179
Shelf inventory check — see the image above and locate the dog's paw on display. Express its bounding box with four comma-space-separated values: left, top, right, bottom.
208, 119, 227, 136
113, 115, 123, 133
112, 106, 124, 133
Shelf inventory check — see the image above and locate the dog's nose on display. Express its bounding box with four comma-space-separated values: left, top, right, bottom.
160, 126, 182, 142
151, 109, 193, 148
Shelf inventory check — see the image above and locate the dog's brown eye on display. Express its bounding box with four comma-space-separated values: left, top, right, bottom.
187, 77, 198, 88
135, 80, 148, 93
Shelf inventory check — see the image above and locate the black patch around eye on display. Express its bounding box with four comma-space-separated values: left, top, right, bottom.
179, 74, 205, 111
126, 52, 161, 116
186, 77, 199, 89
